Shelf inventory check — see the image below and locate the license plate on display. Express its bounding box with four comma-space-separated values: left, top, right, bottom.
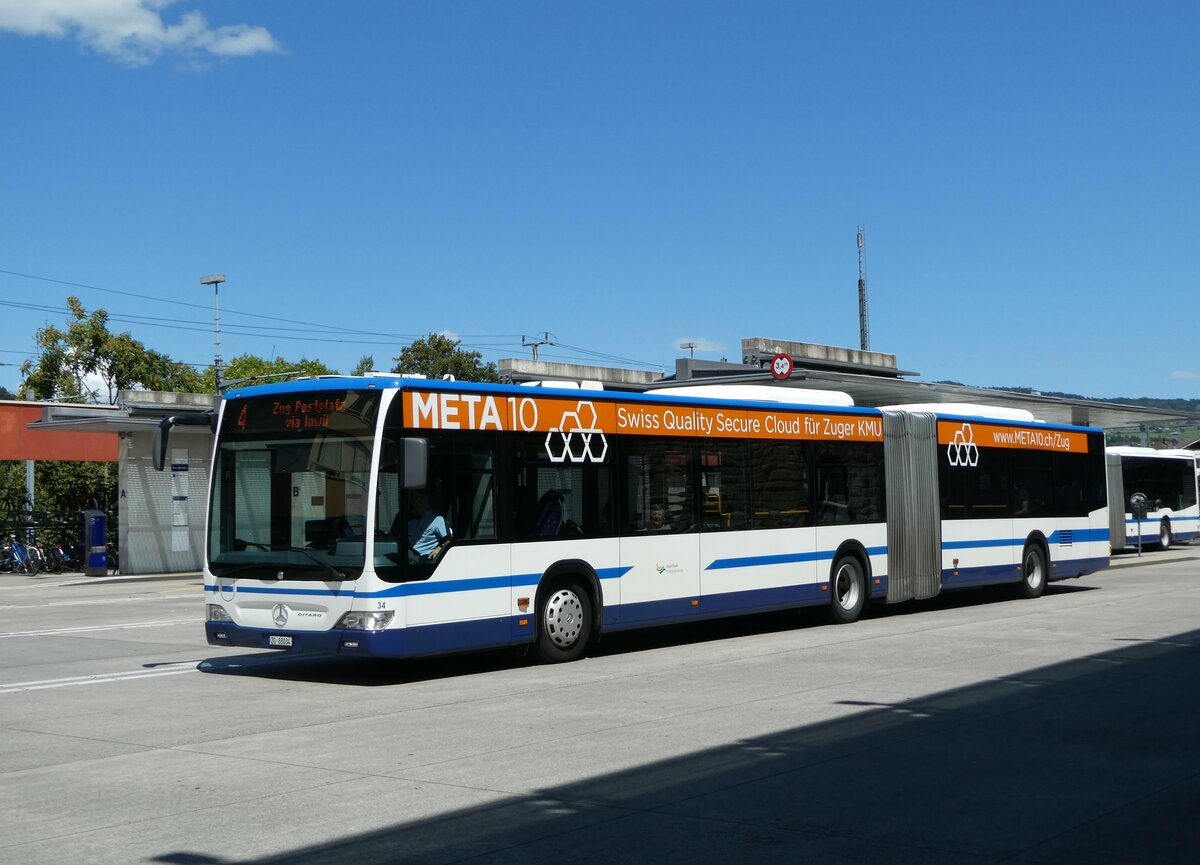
269, 635, 293, 647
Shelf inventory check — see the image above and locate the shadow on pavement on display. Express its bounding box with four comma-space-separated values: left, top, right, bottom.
167, 620, 1200, 864
195, 582, 1102, 687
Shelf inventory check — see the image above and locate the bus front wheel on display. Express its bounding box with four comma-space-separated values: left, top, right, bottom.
1018, 544, 1046, 599
828, 555, 866, 624
535, 581, 593, 663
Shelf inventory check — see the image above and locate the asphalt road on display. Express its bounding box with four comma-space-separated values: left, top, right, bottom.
2, 547, 1199, 865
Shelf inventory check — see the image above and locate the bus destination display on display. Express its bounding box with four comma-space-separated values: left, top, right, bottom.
231, 394, 350, 434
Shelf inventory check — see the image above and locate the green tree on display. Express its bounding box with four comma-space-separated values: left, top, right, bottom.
0, 461, 29, 518
201, 353, 336, 392
21, 296, 203, 403
391, 334, 498, 382
350, 354, 375, 376
0, 459, 115, 538
36, 460, 116, 515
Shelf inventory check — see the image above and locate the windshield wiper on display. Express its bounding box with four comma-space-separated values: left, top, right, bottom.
210, 562, 276, 579
214, 540, 349, 581
270, 546, 348, 581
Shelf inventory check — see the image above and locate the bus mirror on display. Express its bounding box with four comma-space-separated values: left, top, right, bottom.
403, 438, 429, 489
153, 412, 215, 472
153, 421, 168, 472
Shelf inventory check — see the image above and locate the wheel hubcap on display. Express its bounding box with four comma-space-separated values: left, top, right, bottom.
836, 565, 860, 609
545, 589, 584, 648
1026, 554, 1043, 588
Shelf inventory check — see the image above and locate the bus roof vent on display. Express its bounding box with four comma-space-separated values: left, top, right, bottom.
519, 380, 583, 390
659, 384, 854, 407
883, 403, 1038, 422
1108, 446, 1197, 460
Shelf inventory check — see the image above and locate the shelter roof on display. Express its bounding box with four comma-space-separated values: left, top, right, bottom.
649, 362, 1200, 431
21, 368, 1200, 441
23, 392, 217, 436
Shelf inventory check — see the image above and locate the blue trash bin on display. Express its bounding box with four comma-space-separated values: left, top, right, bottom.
82, 510, 107, 577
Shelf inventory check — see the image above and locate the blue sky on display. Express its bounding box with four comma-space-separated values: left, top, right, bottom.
1, 0, 1197, 401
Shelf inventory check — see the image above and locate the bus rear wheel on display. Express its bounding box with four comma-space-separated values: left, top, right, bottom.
535, 581, 593, 663
1018, 544, 1046, 599
828, 555, 866, 624
1158, 519, 1172, 551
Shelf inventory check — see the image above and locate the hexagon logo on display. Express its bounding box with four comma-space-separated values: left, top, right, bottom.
544, 400, 608, 463
545, 429, 570, 462
947, 424, 979, 468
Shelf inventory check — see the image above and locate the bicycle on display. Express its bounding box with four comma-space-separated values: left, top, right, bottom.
1, 535, 39, 575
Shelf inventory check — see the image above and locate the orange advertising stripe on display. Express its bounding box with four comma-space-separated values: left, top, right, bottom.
404, 391, 613, 434
937, 420, 1090, 454
403, 392, 883, 443
611, 403, 882, 441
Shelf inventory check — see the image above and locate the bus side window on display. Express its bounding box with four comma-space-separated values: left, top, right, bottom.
387, 432, 498, 544
700, 442, 748, 531
815, 442, 884, 525
511, 433, 613, 540
623, 438, 695, 533
749, 441, 811, 529
1011, 450, 1053, 518
441, 438, 497, 541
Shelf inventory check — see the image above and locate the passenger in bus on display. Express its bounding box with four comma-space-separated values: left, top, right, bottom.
534, 489, 564, 537
646, 502, 671, 531
405, 488, 450, 561
1014, 486, 1031, 517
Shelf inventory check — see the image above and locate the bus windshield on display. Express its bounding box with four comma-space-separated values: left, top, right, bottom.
208, 390, 381, 580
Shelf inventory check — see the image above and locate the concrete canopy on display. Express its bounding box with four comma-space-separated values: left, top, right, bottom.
650, 364, 1200, 431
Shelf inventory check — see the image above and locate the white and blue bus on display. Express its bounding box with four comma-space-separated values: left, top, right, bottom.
1105, 446, 1199, 551
157, 377, 1109, 663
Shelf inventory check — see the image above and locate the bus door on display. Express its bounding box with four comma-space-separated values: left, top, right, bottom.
619, 440, 700, 623
385, 430, 511, 653
509, 433, 621, 630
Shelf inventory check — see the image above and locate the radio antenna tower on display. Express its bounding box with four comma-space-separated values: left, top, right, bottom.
856, 225, 870, 351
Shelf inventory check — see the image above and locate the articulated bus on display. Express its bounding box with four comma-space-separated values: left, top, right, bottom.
158, 377, 1109, 663
1105, 447, 1199, 551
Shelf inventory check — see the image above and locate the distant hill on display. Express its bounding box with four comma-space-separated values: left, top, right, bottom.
1100, 397, 1200, 413
990, 387, 1200, 414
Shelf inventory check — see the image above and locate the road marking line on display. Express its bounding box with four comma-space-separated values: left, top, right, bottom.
0, 597, 155, 610
0, 592, 201, 610
0, 619, 202, 638
0, 663, 199, 694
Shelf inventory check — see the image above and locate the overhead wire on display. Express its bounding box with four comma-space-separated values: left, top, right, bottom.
0, 289, 530, 348
0, 268, 673, 373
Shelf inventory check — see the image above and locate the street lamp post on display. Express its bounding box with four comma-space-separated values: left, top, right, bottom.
199, 274, 226, 393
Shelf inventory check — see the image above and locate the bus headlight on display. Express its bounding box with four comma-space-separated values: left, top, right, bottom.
336, 610, 394, 631
207, 605, 233, 623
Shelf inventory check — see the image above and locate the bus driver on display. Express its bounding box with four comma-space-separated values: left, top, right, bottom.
405, 489, 450, 561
